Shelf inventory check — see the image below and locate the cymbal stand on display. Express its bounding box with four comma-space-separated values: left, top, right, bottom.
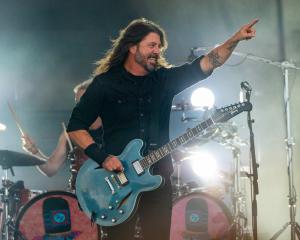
172, 158, 184, 198
1, 167, 14, 240
230, 146, 249, 239
269, 63, 300, 240
0, 166, 26, 240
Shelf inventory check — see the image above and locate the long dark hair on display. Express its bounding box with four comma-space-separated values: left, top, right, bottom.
93, 18, 170, 76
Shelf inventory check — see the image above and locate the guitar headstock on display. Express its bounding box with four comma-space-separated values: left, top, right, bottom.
213, 102, 252, 123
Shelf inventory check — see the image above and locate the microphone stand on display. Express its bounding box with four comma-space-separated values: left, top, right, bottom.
243, 87, 259, 240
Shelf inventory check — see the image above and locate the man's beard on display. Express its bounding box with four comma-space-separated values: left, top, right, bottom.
135, 49, 158, 73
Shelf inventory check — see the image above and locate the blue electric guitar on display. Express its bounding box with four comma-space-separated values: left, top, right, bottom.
75, 102, 252, 227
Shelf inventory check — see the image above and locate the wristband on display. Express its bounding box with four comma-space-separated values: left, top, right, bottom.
84, 143, 108, 166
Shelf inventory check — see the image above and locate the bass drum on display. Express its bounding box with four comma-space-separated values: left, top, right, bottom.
170, 192, 233, 240
14, 191, 100, 240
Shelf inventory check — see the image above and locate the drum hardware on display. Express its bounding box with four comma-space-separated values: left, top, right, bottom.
66, 150, 77, 193
0, 150, 45, 240
175, 120, 251, 239
171, 150, 200, 198
267, 61, 300, 239
211, 122, 249, 239
0, 167, 23, 240
172, 153, 183, 198
227, 146, 249, 240
171, 102, 202, 112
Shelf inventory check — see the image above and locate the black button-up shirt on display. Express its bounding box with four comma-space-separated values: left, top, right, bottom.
67, 56, 210, 176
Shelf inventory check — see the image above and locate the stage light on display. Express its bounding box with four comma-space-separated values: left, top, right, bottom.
0, 122, 6, 131
190, 87, 215, 109
187, 151, 218, 180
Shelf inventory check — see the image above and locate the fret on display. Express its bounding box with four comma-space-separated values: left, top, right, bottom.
179, 136, 185, 144
187, 130, 194, 138
149, 153, 156, 163
207, 118, 214, 126
171, 140, 177, 149
142, 159, 147, 169
176, 138, 181, 146
158, 148, 165, 157
192, 127, 199, 136
162, 146, 169, 155
139, 159, 145, 168
145, 156, 152, 165
154, 150, 161, 159
196, 125, 203, 132
166, 144, 172, 153
200, 121, 208, 129
183, 133, 189, 141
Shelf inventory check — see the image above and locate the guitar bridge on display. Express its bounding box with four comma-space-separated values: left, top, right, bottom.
105, 176, 115, 194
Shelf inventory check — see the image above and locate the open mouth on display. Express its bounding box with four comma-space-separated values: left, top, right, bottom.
148, 57, 157, 65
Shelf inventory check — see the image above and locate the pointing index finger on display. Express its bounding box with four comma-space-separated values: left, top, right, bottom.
248, 18, 259, 28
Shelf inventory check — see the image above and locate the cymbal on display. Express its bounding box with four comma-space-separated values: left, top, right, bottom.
0, 150, 46, 167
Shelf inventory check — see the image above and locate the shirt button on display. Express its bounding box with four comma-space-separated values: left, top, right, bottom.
140, 113, 144, 117
140, 129, 145, 133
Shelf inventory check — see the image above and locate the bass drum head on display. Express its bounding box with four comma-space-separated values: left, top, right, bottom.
170, 192, 233, 240
15, 191, 99, 240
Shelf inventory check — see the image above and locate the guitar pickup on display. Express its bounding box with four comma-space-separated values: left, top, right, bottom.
117, 172, 128, 185
132, 160, 144, 175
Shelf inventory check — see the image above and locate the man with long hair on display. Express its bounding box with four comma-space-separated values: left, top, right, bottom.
67, 18, 258, 239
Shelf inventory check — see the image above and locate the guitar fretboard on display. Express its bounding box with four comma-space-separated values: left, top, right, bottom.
140, 116, 216, 170
138, 102, 250, 170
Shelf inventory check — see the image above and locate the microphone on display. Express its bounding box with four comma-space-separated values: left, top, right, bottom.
241, 81, 252, 92
240, 81, 252, 102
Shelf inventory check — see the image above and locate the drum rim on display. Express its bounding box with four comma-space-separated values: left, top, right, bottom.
14, 190, 76, 239
172, 191, 233, 222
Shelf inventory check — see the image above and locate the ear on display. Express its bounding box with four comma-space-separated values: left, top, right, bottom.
129, 44, 137, 54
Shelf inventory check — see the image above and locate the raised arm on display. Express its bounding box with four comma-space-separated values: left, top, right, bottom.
200, 19, 259, 74
22, 132, 67, 177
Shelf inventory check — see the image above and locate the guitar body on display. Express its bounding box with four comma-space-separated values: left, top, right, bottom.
75, 139, 162, 227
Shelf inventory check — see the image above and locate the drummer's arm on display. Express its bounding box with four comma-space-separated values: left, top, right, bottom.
22, 132, 67, 177
37, 132, 68, 177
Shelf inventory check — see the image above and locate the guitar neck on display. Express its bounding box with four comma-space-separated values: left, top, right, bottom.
139, 101, 251, 170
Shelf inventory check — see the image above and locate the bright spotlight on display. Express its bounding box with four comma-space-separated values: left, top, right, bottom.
188, 152, 218, 179
190, 87, 215, 109
0, 122, 6, 131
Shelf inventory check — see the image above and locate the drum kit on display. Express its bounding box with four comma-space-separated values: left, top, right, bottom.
169, 105, 252, 240
0, 104, 102, 240
0, 149, 99, 240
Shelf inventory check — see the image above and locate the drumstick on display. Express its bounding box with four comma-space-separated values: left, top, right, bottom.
62, 122, 74, 151
7, 101, 26, 136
